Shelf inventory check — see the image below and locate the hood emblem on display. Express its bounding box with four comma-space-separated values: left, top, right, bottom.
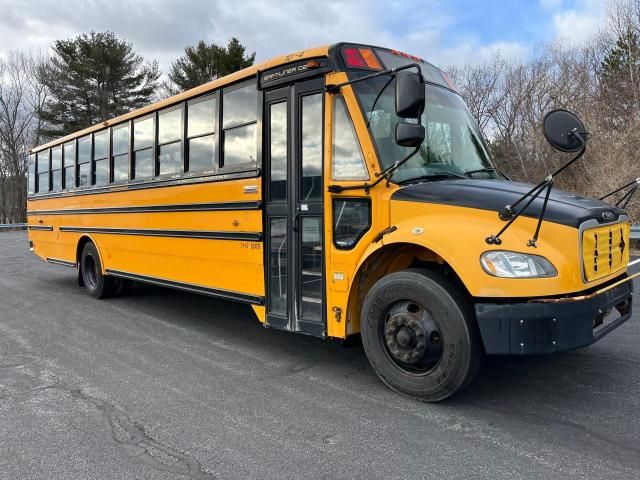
602, 211, 616, 221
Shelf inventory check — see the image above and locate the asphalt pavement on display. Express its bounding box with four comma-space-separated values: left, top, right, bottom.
0, 230, 639, 479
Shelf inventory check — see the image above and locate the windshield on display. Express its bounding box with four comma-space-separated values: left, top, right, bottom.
352, 77, 497, 183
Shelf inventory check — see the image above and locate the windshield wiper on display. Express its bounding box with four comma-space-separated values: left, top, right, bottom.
464, 167, 507, 179
398, 171, 466, 185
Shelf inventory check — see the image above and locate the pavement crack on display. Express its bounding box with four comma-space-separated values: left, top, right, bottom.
0, 379, 214, 479
67, 388, 215, 479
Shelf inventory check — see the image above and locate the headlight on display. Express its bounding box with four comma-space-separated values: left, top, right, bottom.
480, 251, 557, 278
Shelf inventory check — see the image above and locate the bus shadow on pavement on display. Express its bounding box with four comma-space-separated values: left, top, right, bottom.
108, 281, 629, 407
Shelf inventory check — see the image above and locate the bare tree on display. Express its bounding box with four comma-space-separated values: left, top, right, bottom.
0, 51, 47, 223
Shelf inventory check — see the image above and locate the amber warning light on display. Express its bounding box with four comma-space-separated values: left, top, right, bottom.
342, 47, 383, 70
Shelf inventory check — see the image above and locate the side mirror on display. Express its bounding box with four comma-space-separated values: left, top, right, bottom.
396, 71, 425, 119
396, 123, 425, 147
542, 109, 587, 153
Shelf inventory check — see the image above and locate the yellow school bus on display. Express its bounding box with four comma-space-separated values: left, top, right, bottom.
27, 43, 634, 401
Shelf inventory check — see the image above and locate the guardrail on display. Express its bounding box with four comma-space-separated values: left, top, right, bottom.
632, 225, 640, 240
0, 223, 27, 230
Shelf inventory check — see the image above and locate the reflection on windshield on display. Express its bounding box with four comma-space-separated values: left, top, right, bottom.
353, 77, 496, 183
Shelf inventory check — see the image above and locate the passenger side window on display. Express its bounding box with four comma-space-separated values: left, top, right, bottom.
51, 147, 62, 192
222, 83, 257, 167
77, 136, 91, 187
112, 124, 129, 183
63, 141, 75, 189
133, 116, 154, 180
158, 106, 183, 176
333, 198, 371, 249
93, 131, 109, 186
36, 149, 50, 193
27, 154, 35, 195
187, 95, 217, 173
332, 96, 368, 180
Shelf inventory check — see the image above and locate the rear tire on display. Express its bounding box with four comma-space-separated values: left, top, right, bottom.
80, 242, 121, 299
360, 268, 482, 402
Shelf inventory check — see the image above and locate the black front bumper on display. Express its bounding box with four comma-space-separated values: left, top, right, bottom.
475, 280, 633, 355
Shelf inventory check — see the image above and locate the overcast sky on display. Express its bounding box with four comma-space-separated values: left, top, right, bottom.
0, 0, 607, 72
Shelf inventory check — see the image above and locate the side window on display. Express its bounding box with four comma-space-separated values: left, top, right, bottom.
333, 198, 371, 249
133, 115, 154, 180
27, 154, 35, 195
51, 147, 62, 192
93, 131, 109, 186
112, 124, 129, 183
222, 83, 257, 168
77, 136, 91, 187
36, 149, 50, 193
63, 141, 75, 189
187, 95, 216, 173
332, 96, 369, 181
158, 105, 183, 176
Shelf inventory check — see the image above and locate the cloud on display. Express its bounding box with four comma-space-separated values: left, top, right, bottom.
546, 0, 606, 45
0, 0, 537, 73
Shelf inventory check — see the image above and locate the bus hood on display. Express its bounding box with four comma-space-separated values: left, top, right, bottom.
391, 179, 627, 228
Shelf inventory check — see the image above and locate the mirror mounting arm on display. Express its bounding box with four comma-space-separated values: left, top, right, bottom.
486, 131, 587, 246
600, 177, 640, 209
325, 63, 422, 94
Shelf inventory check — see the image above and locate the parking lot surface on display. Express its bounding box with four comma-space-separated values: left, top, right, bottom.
0, 231, 639, 479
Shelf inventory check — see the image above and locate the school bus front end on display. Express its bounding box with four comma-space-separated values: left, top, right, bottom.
325, 44, 633, 401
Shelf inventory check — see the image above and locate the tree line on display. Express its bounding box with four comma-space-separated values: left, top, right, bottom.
0, 34, 254, 223
1, 0, 639, 223
447, 0, 640, 218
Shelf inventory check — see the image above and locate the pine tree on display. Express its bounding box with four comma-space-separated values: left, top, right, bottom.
600, 28, 640, 122
38, 31, 160, 137
165, 38, 255, 94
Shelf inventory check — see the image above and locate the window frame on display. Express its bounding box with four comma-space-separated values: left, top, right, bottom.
51, 146, 63, 192
36, 148, 50, 193
63, 139, 77, 190
132, 113, 156, 182
221, 79, 259, 171
156, 103, 185, 178
110, 121, 131, 184
331, 95, 369, 181
186, 93, 218, 175
27, 154, 36, 195
76, 134, 92, 189
92, 129, 110, 187
298, 91, 324, 202
332, 197, 372, 250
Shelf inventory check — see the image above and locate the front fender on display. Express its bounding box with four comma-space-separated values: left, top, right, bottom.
386, 200, 595, 298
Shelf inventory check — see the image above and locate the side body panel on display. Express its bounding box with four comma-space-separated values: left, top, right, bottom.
27, 176, 266, 307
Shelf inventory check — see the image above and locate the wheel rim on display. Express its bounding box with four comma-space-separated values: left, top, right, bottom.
379, 299, 444, 375
84, 255, 98, 290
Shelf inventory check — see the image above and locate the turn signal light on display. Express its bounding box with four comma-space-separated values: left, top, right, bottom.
342, 47, 383, 70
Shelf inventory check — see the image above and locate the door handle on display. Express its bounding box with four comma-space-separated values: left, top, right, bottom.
293, 209, 300, 232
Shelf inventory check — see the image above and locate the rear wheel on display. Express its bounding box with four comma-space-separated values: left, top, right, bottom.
80, 242, 121, 299
360, 269, 482, 402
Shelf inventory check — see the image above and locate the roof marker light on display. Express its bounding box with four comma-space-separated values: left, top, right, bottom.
343, 47, 368, 68
359, 48, 382, 70
342, 47, 382, 70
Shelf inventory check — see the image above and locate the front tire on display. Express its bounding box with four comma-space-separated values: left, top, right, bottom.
361, 269, 482, 402
80, 242, 121, 299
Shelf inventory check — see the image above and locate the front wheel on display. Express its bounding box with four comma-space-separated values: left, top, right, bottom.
360, 269, 482, 402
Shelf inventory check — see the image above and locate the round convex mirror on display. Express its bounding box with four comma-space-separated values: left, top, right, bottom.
542, 109, 587, 153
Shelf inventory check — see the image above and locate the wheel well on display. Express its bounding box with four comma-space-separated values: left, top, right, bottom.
346, 243, 469, 335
